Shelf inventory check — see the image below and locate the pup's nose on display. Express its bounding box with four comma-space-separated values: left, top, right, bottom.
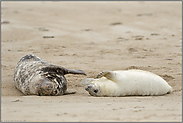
85, 85, 92, 91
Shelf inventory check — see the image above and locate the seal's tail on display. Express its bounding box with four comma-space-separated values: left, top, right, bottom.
168, 86, 173, 94
64, 68, 87, 76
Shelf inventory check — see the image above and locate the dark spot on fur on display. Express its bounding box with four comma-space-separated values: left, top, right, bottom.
54, 90, 58, 94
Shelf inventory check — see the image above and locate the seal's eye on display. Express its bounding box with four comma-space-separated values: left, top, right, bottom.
54, 90, 57, 94
94, 89, 98, 93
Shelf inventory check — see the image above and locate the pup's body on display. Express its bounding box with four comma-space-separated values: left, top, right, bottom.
82, 69, 173, 97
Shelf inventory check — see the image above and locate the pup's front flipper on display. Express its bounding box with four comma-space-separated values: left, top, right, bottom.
96, 71, 118, 82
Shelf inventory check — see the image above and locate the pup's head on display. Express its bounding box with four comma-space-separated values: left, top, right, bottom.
85, 84, 101, 96
81, 78, 103, 96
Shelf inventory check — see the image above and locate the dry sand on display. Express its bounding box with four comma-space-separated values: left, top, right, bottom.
1, 1, 182, 122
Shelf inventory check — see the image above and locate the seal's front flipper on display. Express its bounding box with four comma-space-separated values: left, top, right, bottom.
63, 90, 76, 95
96, 71, 118, 82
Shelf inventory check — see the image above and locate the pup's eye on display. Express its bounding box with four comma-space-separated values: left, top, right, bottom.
94, 89, 98, 93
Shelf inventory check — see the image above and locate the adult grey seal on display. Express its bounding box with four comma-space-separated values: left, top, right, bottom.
14, 54, 86, 96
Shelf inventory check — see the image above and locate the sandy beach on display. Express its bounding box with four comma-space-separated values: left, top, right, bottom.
1, 1, 182, 122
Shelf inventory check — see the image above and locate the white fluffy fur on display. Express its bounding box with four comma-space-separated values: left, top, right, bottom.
82, 69, 173, 97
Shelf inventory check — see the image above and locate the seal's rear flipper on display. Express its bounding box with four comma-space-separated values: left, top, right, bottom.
64, 69, 87, 76
42, 66, 87, 76
96, 71, 118, 82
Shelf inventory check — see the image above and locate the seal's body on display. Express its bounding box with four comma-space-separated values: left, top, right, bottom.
82, 69, 173, 97
14, 54, 86, 96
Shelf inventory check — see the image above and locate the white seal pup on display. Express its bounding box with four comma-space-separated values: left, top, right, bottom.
81, 69, 173, 97
14, 54, 86, 96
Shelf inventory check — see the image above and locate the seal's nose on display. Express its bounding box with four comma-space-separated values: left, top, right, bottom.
85, 85, 92, 91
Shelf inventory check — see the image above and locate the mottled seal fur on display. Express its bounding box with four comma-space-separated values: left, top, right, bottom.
14, 54, 86, 96
81, 69, 173, 97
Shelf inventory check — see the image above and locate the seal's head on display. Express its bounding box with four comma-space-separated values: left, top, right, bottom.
36, 78, 65, 96
85, 84, 100, 96
82, 77, 119, 97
